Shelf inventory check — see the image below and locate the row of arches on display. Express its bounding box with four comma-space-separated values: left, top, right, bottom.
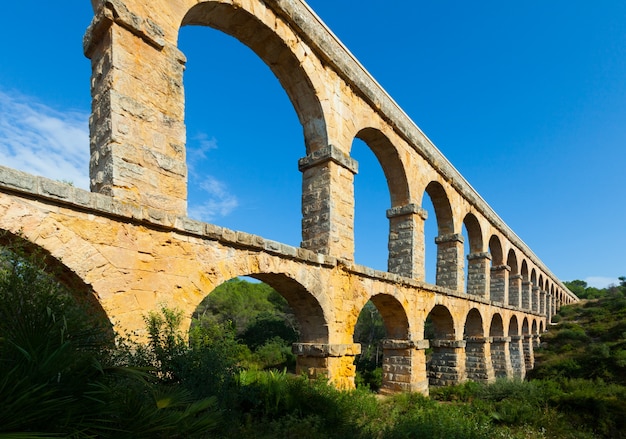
366, 293, 544, 392
179, 2, 576, 316
83, 0, 576, 340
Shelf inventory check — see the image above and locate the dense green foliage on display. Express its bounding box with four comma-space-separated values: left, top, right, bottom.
2, 243, 624, 438
0, 244, 220, 438
192, 278, 299, 371
531, 284, 626, 384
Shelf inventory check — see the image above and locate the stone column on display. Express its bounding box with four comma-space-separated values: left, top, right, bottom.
380, 339, 429, 395
547, 293, 553, 320
299, 145, 358, 261
521, 281, 532, 310
429, 339, 467, 386
434, 233, 465, 291
466, 252, 491, 298
490, 265, 510, 304
490, 336, 513, 378
532, 286, 541, 313
532, 334, 541, 349
292, 342, 361, 390
540, 291, 546, 315
464, 336, 495, 383
523, 334, 535, 370
508, 274, 522, 308
509, 335, 526, 379
84, 3, 188, 214
386, 204, 427, 279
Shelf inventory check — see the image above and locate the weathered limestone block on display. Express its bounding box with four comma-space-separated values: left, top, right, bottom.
467, 252, 491, 298
523, 334, 535, 370
299, 145, 357, 261
434, 233, 464, 292
508, 274, 522, 308
429, 340, 467, 387
490, 336, 513, 378
85, 9, 188, 215
386, 204, 427, 279
509, 335, 526, 379
490, 264, 510, 304
380, 339, 429, 394
292, 343, 361, 389
465, 336, 495, 383
532, 286, 541, 313
521, 281, 532, 310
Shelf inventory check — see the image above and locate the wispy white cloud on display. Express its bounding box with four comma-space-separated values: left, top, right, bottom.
584, 276, 620, 289
0, 89, 89, 189
187, 134, 239, 222
188, 133, 218, 162
0, 91, 239, 221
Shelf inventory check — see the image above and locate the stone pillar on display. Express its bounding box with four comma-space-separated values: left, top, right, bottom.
521, 281, 532, 310
292, 342, 361, 390
523, 334, 535, 370
434, 233, 465, 291
380, 339, 429, 395
464, 336, 495, 383
490, 336, 513, 378
540, 291, 546, 315
84, 3, 188, 214
386, 204, 427, 279
508, 274, 522, 308
466, 252, 491, 298
532, 287, 541, 313
429, 339, 466, 386
509, 335, 526, 379
547, 293, 553, 320
490, 265, 510, 304
299, 145, 358, 261
532, 334, 541, 349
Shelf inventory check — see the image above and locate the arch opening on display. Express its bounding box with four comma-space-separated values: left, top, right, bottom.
179, 2, 326, 246
0, 230, 113, 339
351, 137, 390, 272
353, 294, 410, 392
423, 182, 455, 286
508, 315, 525, 378
463, 213, 486, 297
425, 305, 462, 388
191, 274, 327, 374
489, 235, 507, 303
463, 308, 493, 383
489, 313, 510, 378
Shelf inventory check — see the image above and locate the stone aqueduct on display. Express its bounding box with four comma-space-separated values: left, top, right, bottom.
0, 0, 577, 394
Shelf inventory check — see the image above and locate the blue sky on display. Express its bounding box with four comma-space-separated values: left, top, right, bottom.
0, 1, 624, 288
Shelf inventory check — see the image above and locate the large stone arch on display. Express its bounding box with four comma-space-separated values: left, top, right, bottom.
0, 229, 113, 338
354, 128, 410, 208
521, 317, 534, 370
351, 128, 418, 277
248, 273, 328, 343
424, 181, 463, 290
489, 235, 508, 303
358, 293, 424, 393
531, 268, 539, 312
464, 213, 489, 297
508, 315, 525, 378
426, 304, 465, 386
520, 259, 531, 310
507, 249, 521, 307
464, 308, 494, 383
180, 2, 326, 152
424, 181, 454, 236
489, 313, 511, 378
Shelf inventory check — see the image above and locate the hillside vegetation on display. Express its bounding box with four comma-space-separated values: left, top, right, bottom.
1, 239, 624, 438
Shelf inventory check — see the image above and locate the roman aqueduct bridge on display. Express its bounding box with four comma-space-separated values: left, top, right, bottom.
0, 0, 577, 394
